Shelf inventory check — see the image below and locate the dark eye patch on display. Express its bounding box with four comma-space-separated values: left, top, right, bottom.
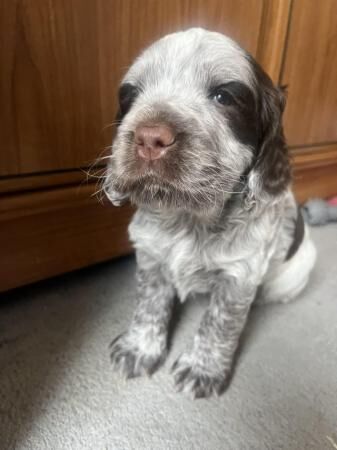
210, 81, 254, 108
210, 81, 259, 148
116, 83, 139, 124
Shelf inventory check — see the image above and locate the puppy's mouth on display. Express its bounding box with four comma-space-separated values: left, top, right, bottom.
109, 122, 221, 209
111, 170, 202, 209
133, 150, 177, 178
114, 130, 186, 193
113, 171, 177, 197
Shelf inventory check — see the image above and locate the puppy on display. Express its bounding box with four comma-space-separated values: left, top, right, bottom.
104, 28, 316, 398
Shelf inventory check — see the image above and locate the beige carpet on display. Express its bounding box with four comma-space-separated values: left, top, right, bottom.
1, 225, 337, 450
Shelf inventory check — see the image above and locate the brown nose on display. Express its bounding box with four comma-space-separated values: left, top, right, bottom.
135, 124, 176, 161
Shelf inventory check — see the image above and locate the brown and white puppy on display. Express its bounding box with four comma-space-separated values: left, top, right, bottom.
104, 28, 316, 398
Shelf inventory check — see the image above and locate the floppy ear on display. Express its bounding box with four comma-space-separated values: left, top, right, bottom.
249, 65, 291, 198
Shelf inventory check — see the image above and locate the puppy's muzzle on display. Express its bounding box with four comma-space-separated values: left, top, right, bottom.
135, 123, 176, 161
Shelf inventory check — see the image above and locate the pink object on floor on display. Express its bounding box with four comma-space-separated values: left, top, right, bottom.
327, 196, 337, 206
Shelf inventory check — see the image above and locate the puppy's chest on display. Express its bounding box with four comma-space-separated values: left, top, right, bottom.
129, 211, 269, 299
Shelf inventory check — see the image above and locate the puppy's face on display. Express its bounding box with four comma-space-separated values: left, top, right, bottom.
105, 28, 289, 211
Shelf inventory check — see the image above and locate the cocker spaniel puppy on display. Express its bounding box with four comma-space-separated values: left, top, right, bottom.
104, 28, 316, 398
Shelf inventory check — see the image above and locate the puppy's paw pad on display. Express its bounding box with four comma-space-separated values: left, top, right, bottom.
109, 333, 166, 378
171, 355, 228, 399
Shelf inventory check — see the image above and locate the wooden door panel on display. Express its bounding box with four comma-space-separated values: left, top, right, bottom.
0, 185, 134, 292
0, 0, 263, 177
0, 0, 102, 176
281, 0, 337, 146
98, 0, 263, 151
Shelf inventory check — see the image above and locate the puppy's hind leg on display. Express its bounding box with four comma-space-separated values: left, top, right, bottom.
258, 227, 316, 305
110, 251, 176, 378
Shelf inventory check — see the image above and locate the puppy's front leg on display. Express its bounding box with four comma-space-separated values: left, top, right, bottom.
172, 277, 255, 398
110, 251, 175, 378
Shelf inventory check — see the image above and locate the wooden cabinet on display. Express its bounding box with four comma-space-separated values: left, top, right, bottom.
279, 0, 337, 202
0, 0, 266, 291
0, 0, 336, 291
281, 0, 337, 147
1, 1, 104, 175
0, 0, 263, 177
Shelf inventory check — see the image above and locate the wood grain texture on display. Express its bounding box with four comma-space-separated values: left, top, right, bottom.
0, 0, 263, 177
0, 0, 103, 176
281, 0, 337, 146
0, 186, 134, 292
0, 170, 89, 194
256, 0, 292, 82
292, 144, 337, 202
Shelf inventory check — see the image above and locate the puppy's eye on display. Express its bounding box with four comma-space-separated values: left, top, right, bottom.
118, 83, 139, 117
212, 87, 235, 106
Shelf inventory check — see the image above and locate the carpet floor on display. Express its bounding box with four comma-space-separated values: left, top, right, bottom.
1, 225, 337, 450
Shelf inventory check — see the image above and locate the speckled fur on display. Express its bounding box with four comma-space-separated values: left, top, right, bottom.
106, 29, 316, 398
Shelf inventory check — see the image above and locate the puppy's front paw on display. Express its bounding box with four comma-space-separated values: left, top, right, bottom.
171, 353, 229, 399
110, 332, 166, 378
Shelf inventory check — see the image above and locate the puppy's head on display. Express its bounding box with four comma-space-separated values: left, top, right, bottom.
104, 28, 290, 211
